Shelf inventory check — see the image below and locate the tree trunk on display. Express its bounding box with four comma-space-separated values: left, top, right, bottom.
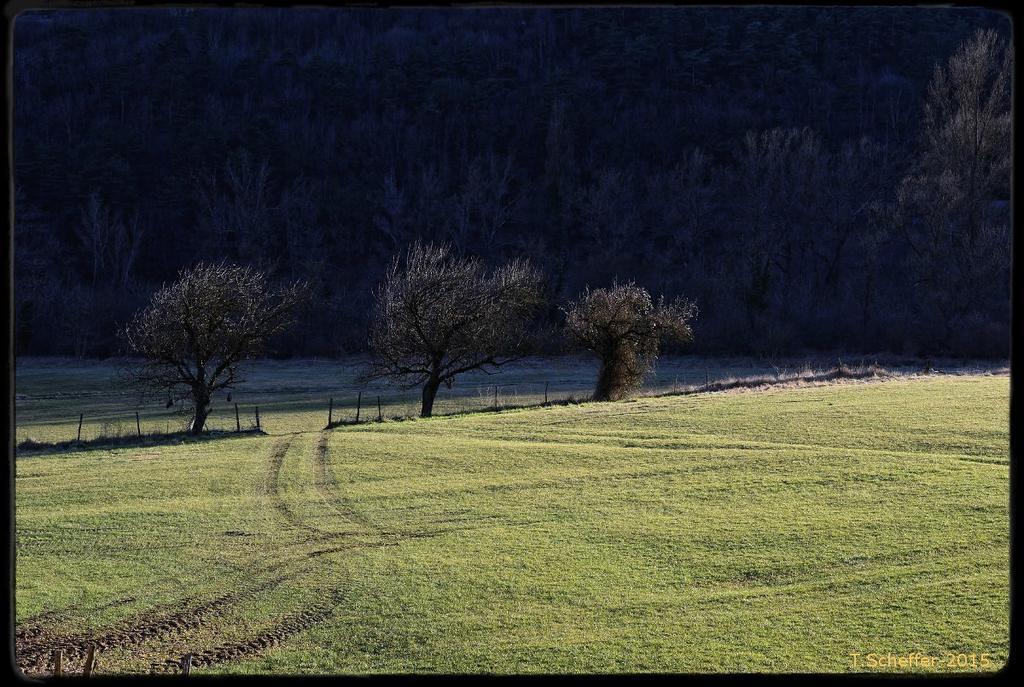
421, 372, 442, 418
190, 388, 210, 435
593, 356, 626, 402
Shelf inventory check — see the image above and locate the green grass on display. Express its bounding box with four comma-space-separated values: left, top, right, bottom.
15, 363, 1009, 675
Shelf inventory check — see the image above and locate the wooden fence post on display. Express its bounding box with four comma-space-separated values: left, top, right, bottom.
180, 653, 193, 676
255, 407, 261, 431
136, 411, 142, 437
235, 403, 241, 432
77, 414, 84, 443
494, 385, 498, 410
544, 382, 549, 405
83, 644, 97, 677
705, 369, 709, 390
52, 649, 63, 677
355, 391, 362, 423
327, 397, 333, 427
377, 395, 382, 422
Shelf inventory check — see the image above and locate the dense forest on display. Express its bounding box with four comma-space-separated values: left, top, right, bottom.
12, 6, 1012, 359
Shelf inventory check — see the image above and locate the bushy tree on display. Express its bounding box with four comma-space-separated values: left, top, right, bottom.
565, 283, 697, 401
122, 262, 308, 434
364, 242, 544, 417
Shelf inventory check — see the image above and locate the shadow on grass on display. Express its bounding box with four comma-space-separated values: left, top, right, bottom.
16, 428, 267, 457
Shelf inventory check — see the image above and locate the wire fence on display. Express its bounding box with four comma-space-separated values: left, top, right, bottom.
323, 380, 590, 428
18, 357, 972, 453
15, 402, 265, 454
14, 366, 765, 451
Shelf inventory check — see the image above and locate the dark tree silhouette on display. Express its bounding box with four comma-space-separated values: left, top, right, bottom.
565, 283, 697, 401
892, 28, 1012, 348
363, 242, 544, 417
122, 262, 309, 434
11, 9, 1011, 359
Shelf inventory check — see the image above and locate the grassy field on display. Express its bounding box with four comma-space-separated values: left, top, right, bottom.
14, 361, 1009, 674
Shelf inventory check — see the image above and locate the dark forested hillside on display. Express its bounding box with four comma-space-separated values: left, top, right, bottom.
12, 6, 1012, 358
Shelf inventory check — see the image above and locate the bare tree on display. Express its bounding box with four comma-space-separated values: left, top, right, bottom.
279, 176, 327, 284
74, 194, 147, 291
122, 263, 309, 434
893, 28, 1012, 343
732, 127, 827, 329
60, 284, 100, 359
573, 166, 636, 254
110, 208, 146, 289
224, 153, 273, 257
363, 242, 545, 417
565, 283, 697, 402
449, 153, 518, 253
373, 169, 409, 250
194, 152, 274, 262
664, 148, 714, 254
75, 193, 113, 288
813, 138, 884, 299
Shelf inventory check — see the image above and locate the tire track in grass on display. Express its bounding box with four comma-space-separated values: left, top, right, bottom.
18, 439, 313, 675
18, 434, 522, 675
152, 431, 527, 671
264, 437, 319, 533
17, 596, 138, 644
313, 429, 519, 542
16, 573, 300, 675
313, 431, 378, 532
15, 532, 353, 675
175, 588, 350, 670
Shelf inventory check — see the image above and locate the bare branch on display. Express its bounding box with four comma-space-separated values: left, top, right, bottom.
363, 242, 545, 416
121, 262, 309, 433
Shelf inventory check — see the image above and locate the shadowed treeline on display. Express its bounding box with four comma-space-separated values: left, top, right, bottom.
12, 7, 1011, 359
